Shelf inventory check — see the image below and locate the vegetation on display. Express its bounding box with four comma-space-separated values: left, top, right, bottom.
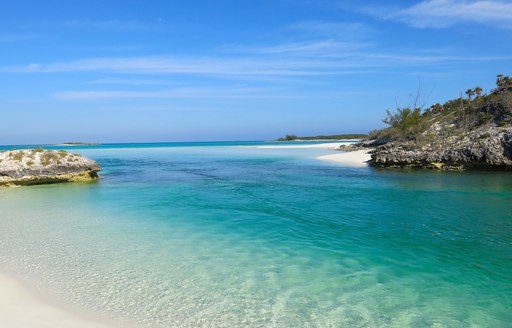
61, 142, 100, 146
382, 107, 424, 139
8, 151, 24, 161
368, 74, 512, 144
279, 134, 299, 141
40, 151, 62, 166
494, 74, 512, 95
276, 133, 367, 141
0, 149, 76, 167
1, 149, 74, 167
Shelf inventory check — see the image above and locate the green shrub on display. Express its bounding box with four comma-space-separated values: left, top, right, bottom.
40, 151, 61, 166
382, 107, 426, 140
498, 119, 511, 127
9, 151, 24, 161
478, 112, 494, 125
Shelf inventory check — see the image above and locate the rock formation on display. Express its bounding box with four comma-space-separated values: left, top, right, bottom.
0, 149, 101, 186
370, 126, 512, 170
359, 75, 512, 171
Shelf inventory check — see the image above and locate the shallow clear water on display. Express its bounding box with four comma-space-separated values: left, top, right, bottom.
1, 142, 511, 327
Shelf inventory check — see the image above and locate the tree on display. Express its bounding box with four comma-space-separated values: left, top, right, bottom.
465, 89, 475, 100
431, 103, 443, 113
283, 134, 298, 141
474, 86, 483, 97
494, 74, 512, 94
383, 107, 422, 137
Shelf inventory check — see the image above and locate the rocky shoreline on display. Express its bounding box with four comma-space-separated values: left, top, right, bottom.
367, 126, 512, 170
351, 74, 512, 171
0, 149, 101, 186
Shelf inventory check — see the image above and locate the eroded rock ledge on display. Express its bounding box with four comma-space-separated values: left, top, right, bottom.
0, 149, 101, 186
369, 127, 512, 171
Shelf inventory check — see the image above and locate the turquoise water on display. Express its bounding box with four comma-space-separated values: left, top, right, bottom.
1, 142, 511, 327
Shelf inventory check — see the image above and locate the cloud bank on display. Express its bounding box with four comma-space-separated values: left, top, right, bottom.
370, 0, 512, 29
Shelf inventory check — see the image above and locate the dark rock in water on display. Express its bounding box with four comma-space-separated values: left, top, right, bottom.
0, 149, 101, 186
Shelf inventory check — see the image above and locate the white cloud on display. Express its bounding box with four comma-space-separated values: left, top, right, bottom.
222, 40, 368, 57
3, 56, 365, 76
4, 51, 511, 80
53, 86, 289, 100
288, 21, 374, 39
377, 0, 512, 28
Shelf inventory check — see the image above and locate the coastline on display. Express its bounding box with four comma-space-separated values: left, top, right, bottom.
254, 142, 355, 149
0, 272, 132, 328
251, 142, 372, 167
271, 138, 364, 142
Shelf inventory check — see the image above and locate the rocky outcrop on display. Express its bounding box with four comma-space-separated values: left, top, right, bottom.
0, 149, 101, 186
370, 127, 512, 170
361, 76, 512, 170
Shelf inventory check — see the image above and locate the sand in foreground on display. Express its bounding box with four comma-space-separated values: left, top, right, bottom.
0, 272, 131, 328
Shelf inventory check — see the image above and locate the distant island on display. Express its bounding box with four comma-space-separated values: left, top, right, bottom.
275, 133, 367, 141
56, 142, 101, 146
353, 74, 512, 170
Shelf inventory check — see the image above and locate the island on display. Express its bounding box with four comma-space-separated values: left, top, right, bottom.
275, 133, 367, 141
345, 74, 512, 170
55, 142, 101, 146
0, 149, 101, 186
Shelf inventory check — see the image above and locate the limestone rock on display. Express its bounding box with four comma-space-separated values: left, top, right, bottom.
0, 149, 101, 186
370, 126, 512, 170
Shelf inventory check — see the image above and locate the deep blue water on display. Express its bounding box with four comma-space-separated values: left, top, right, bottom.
0, 142, 511, 327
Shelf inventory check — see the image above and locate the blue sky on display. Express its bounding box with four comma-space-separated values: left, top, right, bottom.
1, 0, 511, 144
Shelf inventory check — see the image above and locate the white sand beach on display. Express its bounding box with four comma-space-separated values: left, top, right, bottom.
316, 149, 372, 167
250, 142, 372, 167
0, 272, 129, 328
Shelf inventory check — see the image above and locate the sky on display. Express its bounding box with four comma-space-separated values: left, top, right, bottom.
1, 0, 511, 144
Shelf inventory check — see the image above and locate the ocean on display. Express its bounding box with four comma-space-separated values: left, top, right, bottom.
1, 142, 511, 327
